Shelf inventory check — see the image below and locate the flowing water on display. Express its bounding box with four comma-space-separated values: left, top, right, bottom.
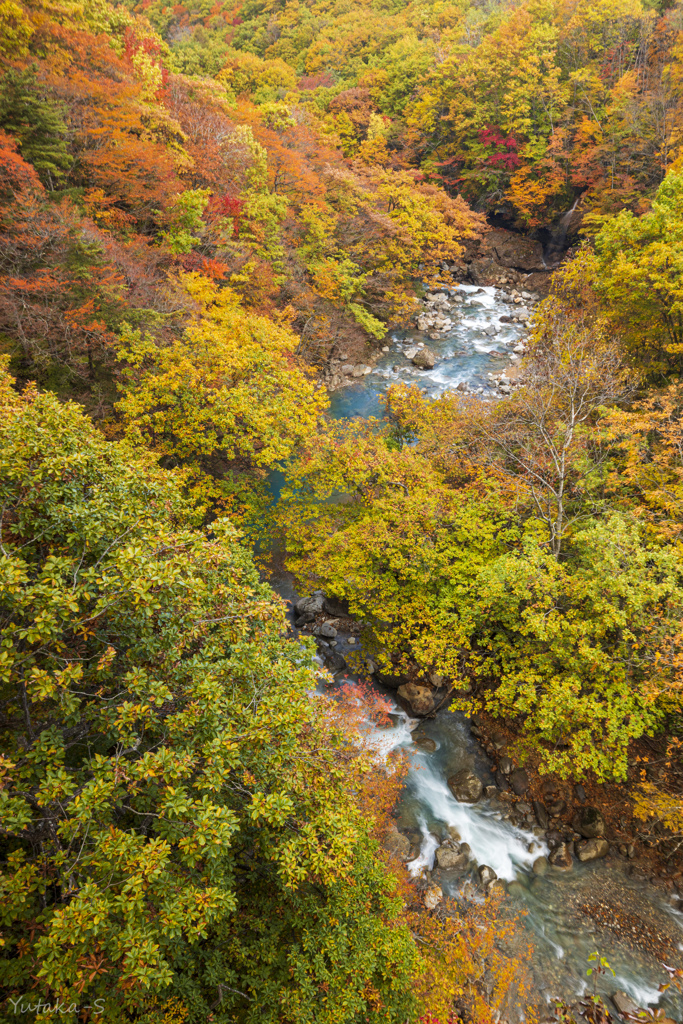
281, 283, 683, 1019
372, 700, 683, 1019
328, 283, 525, 420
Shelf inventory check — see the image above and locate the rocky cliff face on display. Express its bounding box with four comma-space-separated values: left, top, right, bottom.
454, 227, 552, 293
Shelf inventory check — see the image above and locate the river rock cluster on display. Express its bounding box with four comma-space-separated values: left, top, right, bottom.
321, 277, 542, 398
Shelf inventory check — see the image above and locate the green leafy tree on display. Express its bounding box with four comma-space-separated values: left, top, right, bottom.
590, 170, 683, 376
0, 364, 419, 1022
160, 189, 212, 254
0, 67, 71, 188
277, 396, 683, 780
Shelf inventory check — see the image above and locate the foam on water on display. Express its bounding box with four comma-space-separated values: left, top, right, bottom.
357, 694, 544, 882
612, 976, 662, 1007
408, 822, 440, 877
406, 753, 544, 881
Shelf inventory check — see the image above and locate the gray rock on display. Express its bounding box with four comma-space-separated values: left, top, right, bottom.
491, 730, 506, 750
575, 838, 609, 862
413, 734, 437, 753
412, 347, 436, 369
404, 347, 418, 359
573, 806, 605, 839
448, 768, 484, 803
324, 595, 349, 617
397, 682, 437, 717
378, 669, 407, 690
324, 650, 346, 673
352, 364, 369, 377
612, 991, 640, 1018
540, 778, 559, 797
478, 864, 497, 885
340, 363, 354, 375
574, 783, 587, 804
499, 755, 514, 774
423, 886, 442, 910
548, 799, 566, 817
295, 594, 324, 615
509, 768, 529, 795
486, 878, 506, 895
435, 845, 469, 870
548, 842, 573, 870
532, 856, 549, 876
533, 800, 549, 829
319, 621, 337, 638
383, 826, 410, 860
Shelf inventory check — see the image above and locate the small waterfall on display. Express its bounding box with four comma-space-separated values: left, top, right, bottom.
545, 196, 580, 261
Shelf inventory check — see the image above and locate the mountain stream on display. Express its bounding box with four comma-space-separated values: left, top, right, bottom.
280, 283, 683, 1020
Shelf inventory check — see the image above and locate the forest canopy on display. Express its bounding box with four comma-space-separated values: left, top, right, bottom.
4, 0, 683, 1019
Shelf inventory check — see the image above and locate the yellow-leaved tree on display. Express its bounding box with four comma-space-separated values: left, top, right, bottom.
115, 274, 327, 530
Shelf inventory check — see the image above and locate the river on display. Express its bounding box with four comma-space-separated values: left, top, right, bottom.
280, 283, 683, 1021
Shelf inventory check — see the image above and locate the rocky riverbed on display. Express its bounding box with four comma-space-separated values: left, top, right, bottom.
322, 281, 541, 400
280, 585, 683, 1023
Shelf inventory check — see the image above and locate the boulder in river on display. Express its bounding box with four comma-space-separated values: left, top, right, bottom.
383, 825, 410, 861
423, 885, 442, 911
548, 842, 573, 870
324, 650, 346, 673
533, 799, 549, 829
378, 670, 407, 690
295, 593, 324, 615
397, 682, 436, 716
575, 837, 609, 862
532, 856, 549, 876
573, 806, 605, 838
413, 733, 437, 753
435, 845, 469, 870
448, 768, 483, 803
412, 346, 436, 369
612, 991, 641, 1018
478, 864, 497, 885
509, 767, 529, 795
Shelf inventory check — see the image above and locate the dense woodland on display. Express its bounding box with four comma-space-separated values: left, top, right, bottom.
3, 0, 683, 1019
